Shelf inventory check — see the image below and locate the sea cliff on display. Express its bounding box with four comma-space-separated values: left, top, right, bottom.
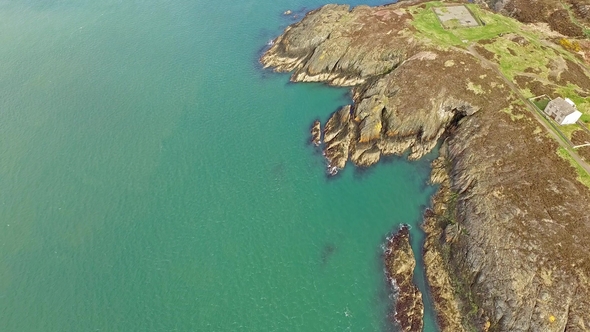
262, 1, 590, 330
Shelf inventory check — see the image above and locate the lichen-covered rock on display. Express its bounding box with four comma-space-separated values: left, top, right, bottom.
443, 99, 590, 332
323, 105, 354, 174
422, 148, 469, 332
384, 225, 424, 332
261, 4, 404, 86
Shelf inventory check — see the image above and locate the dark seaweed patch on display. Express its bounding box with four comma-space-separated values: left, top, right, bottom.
320, 243, 336, 266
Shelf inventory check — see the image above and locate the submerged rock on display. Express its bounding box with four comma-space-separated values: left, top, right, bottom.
384, 225, 424, 332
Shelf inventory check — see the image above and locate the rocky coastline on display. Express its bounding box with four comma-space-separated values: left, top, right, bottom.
422, 145, 472, 332
263, 1, 590, 331
263, 2, 481, 175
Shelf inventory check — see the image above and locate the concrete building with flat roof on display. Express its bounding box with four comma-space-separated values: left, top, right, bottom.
544, 97, 582, 125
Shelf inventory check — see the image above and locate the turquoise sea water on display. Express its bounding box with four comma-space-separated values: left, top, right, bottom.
0, 0, 440, 331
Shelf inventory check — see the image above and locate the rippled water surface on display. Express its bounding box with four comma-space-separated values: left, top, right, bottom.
0, 0, 439, 330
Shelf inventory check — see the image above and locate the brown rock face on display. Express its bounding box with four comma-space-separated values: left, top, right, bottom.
548, 9, 585, 37
384, 225, 424, 332
323, 105, 354, 174
421, 149, 468, 332
441, 97, 590, 332
261, 4, 404, 86
310, 120, 321, 146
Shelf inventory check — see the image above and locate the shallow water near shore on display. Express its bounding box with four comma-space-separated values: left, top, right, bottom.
0, 0, 439, 330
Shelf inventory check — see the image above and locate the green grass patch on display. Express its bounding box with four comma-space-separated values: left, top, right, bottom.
555, 84, 590, 106
482, 37, 556, 81
445, 18, 462, 29
559, 124, 580, 139
501, 102, 525, 121
410, 3, 519, 48
533, 98, 550, 111
438, 6, 449, 14
557, 147, 590, 188
520, 88, 534, 99
411, 2, 569, 82
466, 81, 484, 94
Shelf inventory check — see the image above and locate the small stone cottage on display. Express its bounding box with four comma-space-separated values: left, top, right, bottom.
544, 97, 582, 125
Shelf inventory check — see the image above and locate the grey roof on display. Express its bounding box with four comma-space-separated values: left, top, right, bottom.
546, 97, 577, 116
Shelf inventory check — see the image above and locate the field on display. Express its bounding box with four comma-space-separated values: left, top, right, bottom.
409, 2, 522, 48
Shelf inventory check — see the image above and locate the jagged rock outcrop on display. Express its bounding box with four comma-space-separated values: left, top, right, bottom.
323, 105, 355, 174
311, 120, 321, 146
384, 225, 424, 332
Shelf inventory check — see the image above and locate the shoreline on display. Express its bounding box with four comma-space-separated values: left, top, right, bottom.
262, 1, 590, 330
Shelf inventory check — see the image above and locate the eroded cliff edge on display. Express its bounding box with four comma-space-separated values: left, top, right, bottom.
262, 1, 590, 331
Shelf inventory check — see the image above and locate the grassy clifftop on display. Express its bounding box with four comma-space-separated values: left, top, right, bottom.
409, 2, 520, 46
408, 2, 590, 117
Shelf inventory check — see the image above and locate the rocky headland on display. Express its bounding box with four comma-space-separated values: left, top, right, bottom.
262, 1, 590, 331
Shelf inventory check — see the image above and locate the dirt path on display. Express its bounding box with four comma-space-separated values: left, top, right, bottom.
467, 44, 590, 175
